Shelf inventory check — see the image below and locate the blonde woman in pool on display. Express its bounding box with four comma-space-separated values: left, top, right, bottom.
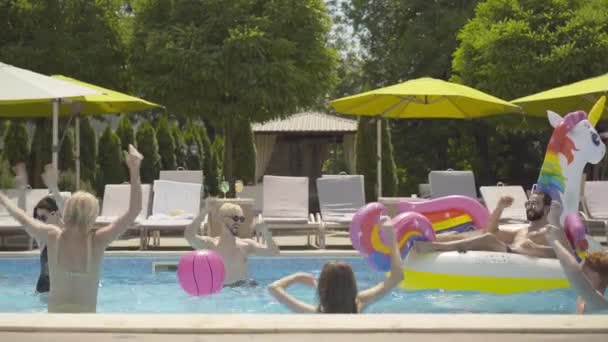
0, 145, 143, 313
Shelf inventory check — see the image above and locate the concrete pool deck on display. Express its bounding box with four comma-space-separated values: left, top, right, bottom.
0, 314, 607, 341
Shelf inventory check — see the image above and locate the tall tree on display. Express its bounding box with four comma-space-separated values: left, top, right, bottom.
97, 126, 124, 194
156, 115, 176, 170
197, 123, 219, 195
3, 120, 29, 166
59, 126, 75, 171
29, 119, 53, 187
116, 114, 135, 152
172, 123, 187, 168
136, 122, 161, 183
130, 0, 337, 184
451, 0, 608, 187
0, 0, 126, 89
79, 116, 98, 186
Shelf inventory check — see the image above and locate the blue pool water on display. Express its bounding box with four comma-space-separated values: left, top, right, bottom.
0, 256, 581, 313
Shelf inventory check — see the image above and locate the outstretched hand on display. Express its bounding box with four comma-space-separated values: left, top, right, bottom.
41, 164, 59, 189
497, 195, 514, 209
124, 144, 143, 170
292, 272, 316, 287
13, 163, 28, 189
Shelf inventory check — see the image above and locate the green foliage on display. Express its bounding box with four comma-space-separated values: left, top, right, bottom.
156, 115, 176, 170
116, 114, 135, 152
355, 118, 398, 200
130, 0, 337, 123
28, 119, 52, 188
59, 126, 75, 171
97, 126, 124, 194
171, 123, 187, 168
224, 119, 256, 185
452, 0, 608, 99
197, 123, 219, 195
346, 0, 479, 85
183, 122, 203, 171
79, 116, 97, 186
3, 120, 29, 165
213, 136, 225, 177
0, 0, 126, 90
0, 155, 15, 189
58, 169, 96, 196
135, 122, 161, 183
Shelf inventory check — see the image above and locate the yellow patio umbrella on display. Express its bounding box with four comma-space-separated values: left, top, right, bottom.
329, 77, 521, 196
511, 73, 608, 119
49, 76, 163, 188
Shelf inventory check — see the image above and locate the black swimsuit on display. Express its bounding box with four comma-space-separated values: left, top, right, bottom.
36, 246, 50, 293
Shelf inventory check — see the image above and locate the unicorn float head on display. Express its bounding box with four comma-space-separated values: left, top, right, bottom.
536, 96, 606, 225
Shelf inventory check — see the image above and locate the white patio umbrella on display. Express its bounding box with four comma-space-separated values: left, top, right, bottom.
0, 62, 99, 171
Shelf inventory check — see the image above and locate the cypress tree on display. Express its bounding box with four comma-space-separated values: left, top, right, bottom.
116, 114, 135, 152
29, 119, 53, 188
197, 123, 219, 195
97, 126, 124, 194
80, 116, 98, 186
172, 123, 187, 168
59, 127, 75, 171
3, 120, 29, 166
156, 115, 176, 170
136, 122, 161, 183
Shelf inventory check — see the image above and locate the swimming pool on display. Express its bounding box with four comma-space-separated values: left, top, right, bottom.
0, 255, 581, 313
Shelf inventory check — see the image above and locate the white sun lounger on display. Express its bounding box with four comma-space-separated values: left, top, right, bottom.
258, 175, 321, 248
140, 180, 202, 248
316, 175, 365, 247
95, 184, 152, 249
429, 170, 478, 199
241, 184, 263, 215
480, 184, 528, 223
159, 170, 203, 184
580, 181, 608, 241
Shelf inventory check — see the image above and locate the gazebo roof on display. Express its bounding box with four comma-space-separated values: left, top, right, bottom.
252, 111, 357, 133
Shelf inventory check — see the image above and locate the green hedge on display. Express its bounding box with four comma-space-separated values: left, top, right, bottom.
172, 123, 187, 168
80, 117, 98, 186
29, 119, 52, 188
197, 123, 219, 195
116, 114, 135, 151
59, 126, 75, 171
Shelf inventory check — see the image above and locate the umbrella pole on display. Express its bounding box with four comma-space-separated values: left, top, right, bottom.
75, 113, 81, 191
377, 119, 382, 198
52, 99, 60, 172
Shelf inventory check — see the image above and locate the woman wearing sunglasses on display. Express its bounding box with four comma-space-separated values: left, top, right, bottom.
185, 202, 279, 286
13, 164, 65, 294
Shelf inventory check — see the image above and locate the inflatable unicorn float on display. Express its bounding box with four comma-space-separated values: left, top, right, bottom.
350, 97, 606, 294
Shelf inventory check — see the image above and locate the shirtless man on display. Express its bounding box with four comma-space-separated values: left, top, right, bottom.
185, 202, 279, 286
0, 145, 143, 312
414, 191, 571, 258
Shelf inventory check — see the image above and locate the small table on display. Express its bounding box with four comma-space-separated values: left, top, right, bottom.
206, 198, 255, 238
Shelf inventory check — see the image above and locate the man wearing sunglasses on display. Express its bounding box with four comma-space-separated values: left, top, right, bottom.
185, 202, 279, 286
414, 190, 571, 258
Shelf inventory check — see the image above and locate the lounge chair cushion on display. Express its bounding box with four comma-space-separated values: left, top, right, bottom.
584, 181, 608, 219
429, 170, 477, 199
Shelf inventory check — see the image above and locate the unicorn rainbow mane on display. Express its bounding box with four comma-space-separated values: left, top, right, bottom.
537, 111, 587, 202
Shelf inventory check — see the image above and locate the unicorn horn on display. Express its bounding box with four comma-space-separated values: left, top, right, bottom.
588, 95, 606, 127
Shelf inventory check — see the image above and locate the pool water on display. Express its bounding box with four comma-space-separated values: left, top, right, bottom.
0, 256, 580, 313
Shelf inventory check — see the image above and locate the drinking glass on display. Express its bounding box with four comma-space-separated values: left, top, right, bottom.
220, 180, 230, 199
235, 180, 244, 198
